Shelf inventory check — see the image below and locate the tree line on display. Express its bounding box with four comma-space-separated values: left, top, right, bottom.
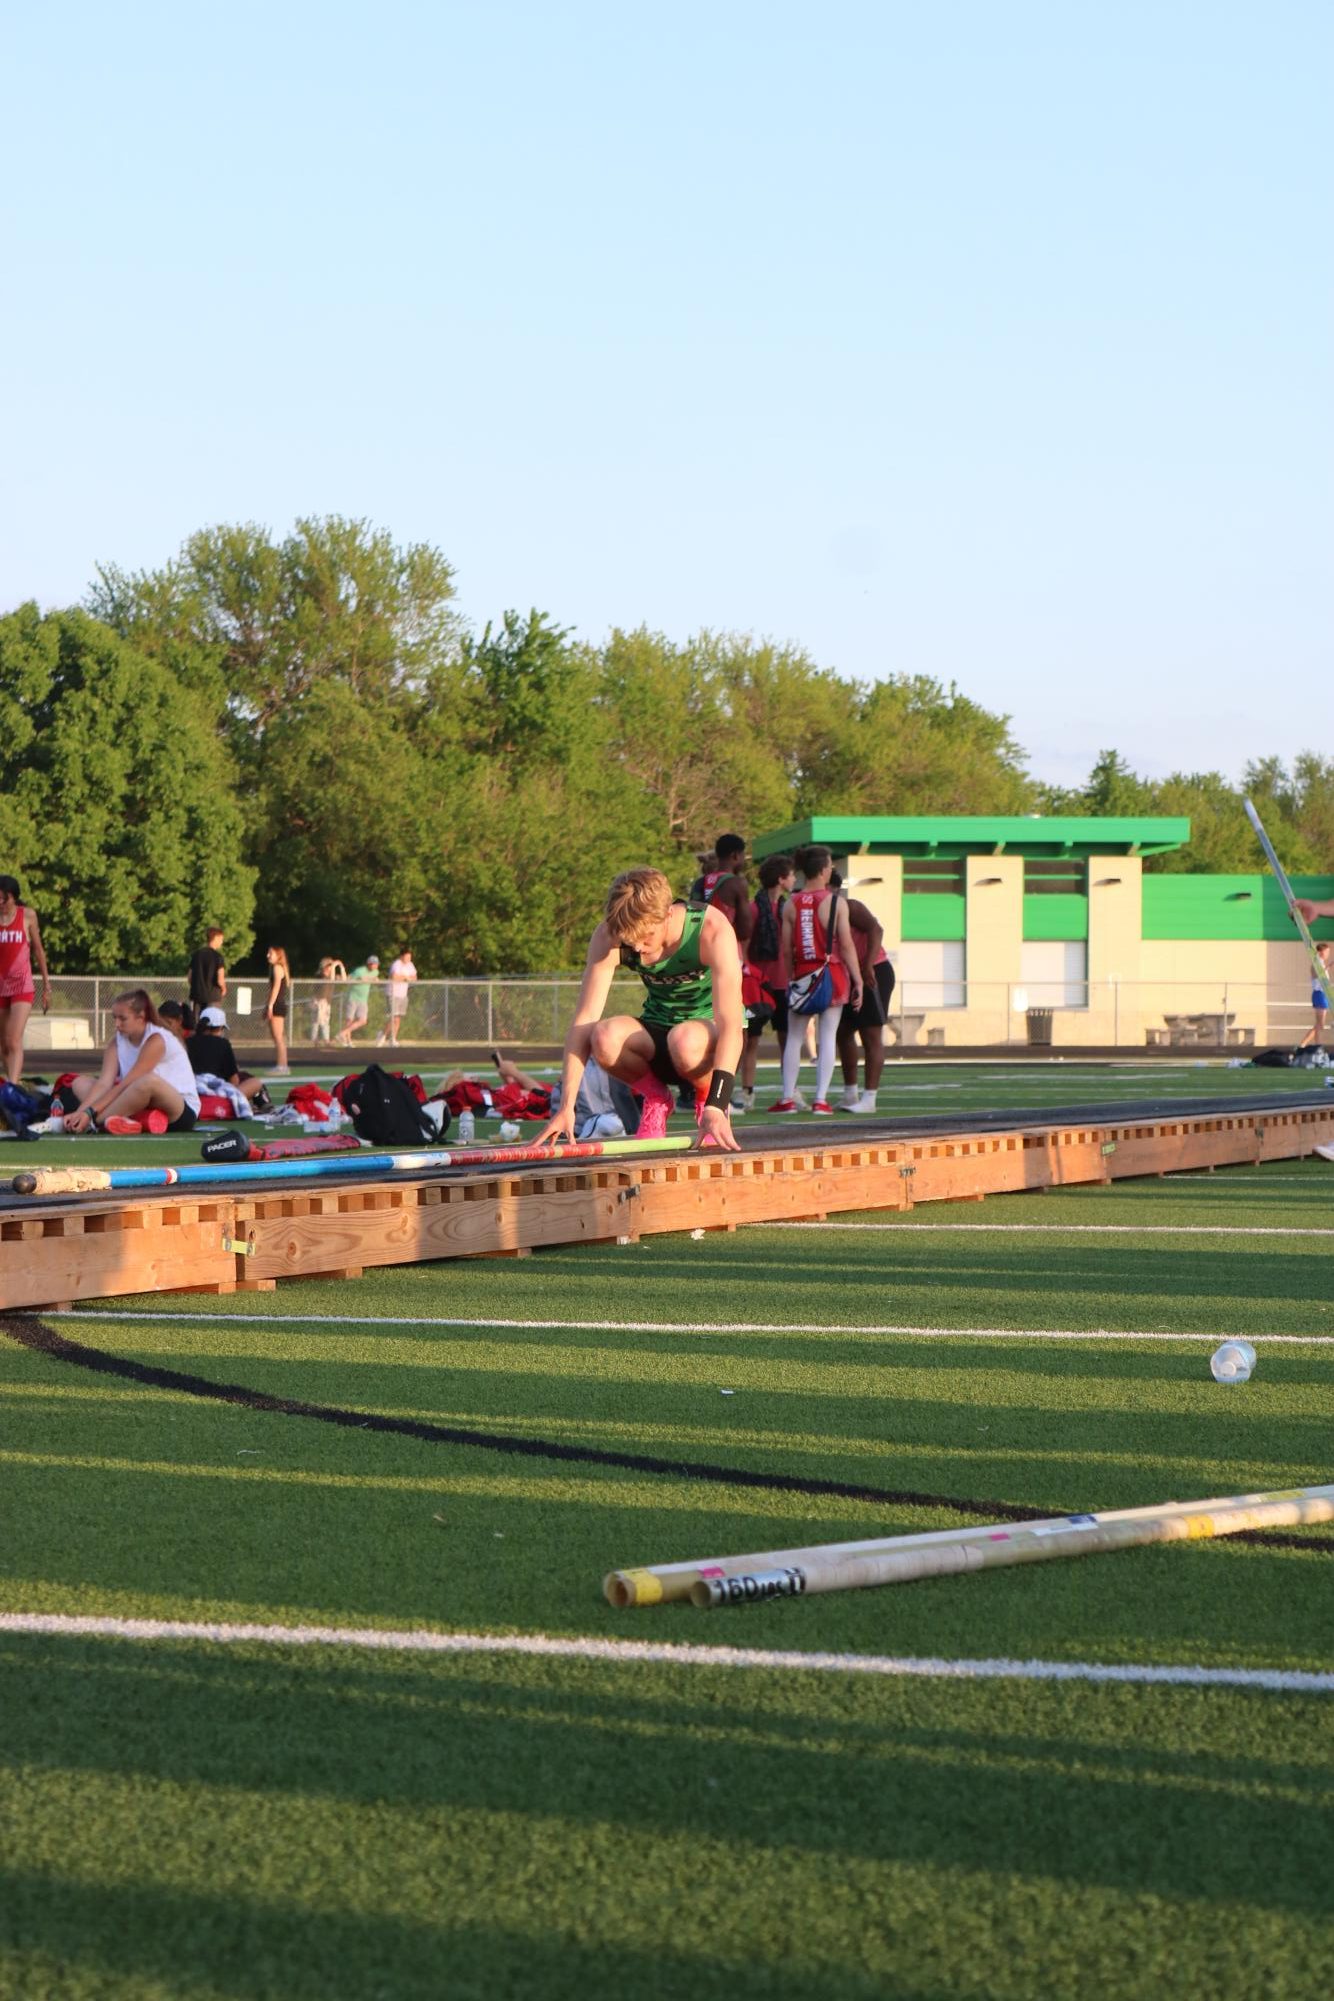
2, 516, 1330, 976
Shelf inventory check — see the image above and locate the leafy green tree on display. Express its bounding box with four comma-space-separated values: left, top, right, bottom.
0, 605, 254, 972
846, 676, 1034, 815
89, 517, 460, 758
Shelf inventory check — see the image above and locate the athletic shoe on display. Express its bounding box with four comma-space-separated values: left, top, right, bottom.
767, 1099, 800, 1113
634, 1075, 676, 1141
103, 1115, 143, 1136
811, 1100, 835, 1115
143, 1109, 170, 1135
730, 1096, 746, 1115
854, 1091, 878, 1114
839, 1087, 860, 1110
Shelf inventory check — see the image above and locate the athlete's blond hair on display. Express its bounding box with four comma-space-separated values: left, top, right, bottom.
604, 868, 675, 942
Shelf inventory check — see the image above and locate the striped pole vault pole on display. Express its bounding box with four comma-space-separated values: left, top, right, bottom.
11, 1134, 692, 1197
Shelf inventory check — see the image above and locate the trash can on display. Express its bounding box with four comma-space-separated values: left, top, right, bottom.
1026, 1007, 1053, 1047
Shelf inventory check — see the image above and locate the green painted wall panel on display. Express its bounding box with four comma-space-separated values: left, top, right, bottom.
1022, 895, 1089, 941
901, 896, 966, 942
1142, 875, 1334, 941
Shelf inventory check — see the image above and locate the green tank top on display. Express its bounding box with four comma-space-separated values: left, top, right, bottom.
623, 902, 713, 1027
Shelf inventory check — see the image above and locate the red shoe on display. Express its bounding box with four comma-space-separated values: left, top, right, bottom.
811, 1101, 834, 1115
103, 1115, 143, 1136
767, 1099, 800, 1113
634, 1075, 675, 1141
143, 1109, 169, 1135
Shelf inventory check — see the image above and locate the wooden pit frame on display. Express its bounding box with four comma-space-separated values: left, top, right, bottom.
4, 1099, 1334, 1313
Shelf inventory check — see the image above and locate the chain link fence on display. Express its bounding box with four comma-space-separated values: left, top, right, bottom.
20, 971, 1326, 1056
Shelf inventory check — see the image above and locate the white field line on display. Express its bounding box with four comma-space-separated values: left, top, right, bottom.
0, 1613, 1329, 1691
59, 1309, 1334, 1344
752, 1221, 1334, 1237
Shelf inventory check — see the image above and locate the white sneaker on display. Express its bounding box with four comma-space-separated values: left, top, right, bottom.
855, 1090, 878, 1114
838, 1087, 860, 1110
792, 1090, 809, 1111
731, 1096, 746, 1116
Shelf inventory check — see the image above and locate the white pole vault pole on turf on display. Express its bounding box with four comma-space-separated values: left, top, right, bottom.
605, 1484, 1334, 1609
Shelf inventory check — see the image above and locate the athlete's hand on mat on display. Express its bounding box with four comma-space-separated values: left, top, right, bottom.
694, 1104, 741, 1152
64, 1108, 93, 1134
532, 1111, 577, 1149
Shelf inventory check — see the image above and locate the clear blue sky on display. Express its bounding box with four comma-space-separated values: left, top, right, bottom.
4, 2, 1330, 788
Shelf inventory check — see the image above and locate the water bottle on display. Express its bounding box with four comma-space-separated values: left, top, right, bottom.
1210, 1340, 1256, 1383
457, 1108, 475, 1145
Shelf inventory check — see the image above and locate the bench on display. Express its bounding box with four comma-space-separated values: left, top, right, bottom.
1159, 1013, 1253, 1049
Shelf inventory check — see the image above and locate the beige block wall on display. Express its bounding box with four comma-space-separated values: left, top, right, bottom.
821, 850, 1317, 1045
839, 852, 901, 946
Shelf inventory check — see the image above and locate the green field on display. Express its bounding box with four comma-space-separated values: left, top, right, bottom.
2, 1063, 1333, 1998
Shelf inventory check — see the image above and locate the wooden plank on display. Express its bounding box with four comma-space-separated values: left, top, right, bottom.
7, 1099, 1334, 1308
0, 1203, 240, 1311
242, 1177, 632, 1279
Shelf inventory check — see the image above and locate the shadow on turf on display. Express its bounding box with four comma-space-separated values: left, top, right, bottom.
0, 1638, 1330, 1924
0, 1867, 927, 2001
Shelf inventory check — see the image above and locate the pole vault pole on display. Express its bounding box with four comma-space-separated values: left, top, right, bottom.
11, 1134, 692, 1197
605, 1483, 1334, 1609
1245, 797, 1333, 1007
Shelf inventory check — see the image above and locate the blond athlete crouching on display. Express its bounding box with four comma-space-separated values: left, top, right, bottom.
536, 868, 744, 1153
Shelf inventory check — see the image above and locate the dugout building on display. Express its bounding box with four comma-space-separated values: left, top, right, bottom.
752, 816, 1334, 1050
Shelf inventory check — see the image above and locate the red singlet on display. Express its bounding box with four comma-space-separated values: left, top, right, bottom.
790, 889, 850, 1004
0, 904, 34, 1004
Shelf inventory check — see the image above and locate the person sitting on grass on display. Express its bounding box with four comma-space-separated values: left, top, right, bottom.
535, 866, 743, 1152
162, 1003, 272, 1112
63, 989, 202, 1136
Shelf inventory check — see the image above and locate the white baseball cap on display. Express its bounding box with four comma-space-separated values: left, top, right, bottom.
199, 1005, 228, 1028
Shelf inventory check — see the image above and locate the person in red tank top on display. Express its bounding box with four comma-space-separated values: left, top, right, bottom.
689, 834, 753, 955
0, 874, 51, 1084
830, 869, 894, 1112
772, 845, 862, 1113
739, 853, 795, 1110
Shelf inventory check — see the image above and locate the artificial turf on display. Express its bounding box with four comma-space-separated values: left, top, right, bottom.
2, 1087, 1332, 1998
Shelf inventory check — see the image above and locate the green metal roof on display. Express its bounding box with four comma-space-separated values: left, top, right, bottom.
752, 815, 1191, 860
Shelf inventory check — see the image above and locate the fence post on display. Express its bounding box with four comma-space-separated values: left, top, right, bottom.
486, 982, 494, 1049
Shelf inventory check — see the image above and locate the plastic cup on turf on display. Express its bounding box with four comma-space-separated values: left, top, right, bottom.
1210, 1340, 1256, 1384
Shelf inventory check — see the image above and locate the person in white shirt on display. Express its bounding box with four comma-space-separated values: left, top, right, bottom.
64, 989, 203, 1134
378, 948, 418, 1046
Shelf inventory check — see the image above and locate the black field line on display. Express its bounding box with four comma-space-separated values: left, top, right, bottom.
5, 1314, 1331, 1557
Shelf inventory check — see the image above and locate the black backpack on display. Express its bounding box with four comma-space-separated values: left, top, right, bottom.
751, 889, 784, 963
341, 1065, 441, 1146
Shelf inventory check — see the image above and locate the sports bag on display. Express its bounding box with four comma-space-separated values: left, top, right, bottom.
787, 889, 840, 1017
0, 1079, 51, 1136
340, 1065, 440, 1146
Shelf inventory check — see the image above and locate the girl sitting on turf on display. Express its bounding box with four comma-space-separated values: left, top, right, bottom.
64, 990, 202, 1136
